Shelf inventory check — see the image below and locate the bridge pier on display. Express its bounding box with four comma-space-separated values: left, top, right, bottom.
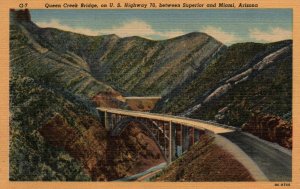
104, 111, 111, 131
176, 125, 183, 157
182, 126, 189, 153
194, 129, 200, 143
163, 123, 167, 159
168, 121, 176, 163
191, 128, 195, 145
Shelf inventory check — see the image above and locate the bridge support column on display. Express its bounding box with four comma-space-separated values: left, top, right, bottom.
194, 129, 200, 143
182, 126, 189, 153
168, 121, 176, 163
104, 111, 111, 131
191, 128, 195, 145
177, 125, 183, 156
163, 123, 167, 159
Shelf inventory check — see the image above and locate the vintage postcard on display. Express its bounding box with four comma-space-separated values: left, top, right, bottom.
0, 0, 299, 188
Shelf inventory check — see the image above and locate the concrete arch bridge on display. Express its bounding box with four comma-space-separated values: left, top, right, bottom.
97, 107, 235, 163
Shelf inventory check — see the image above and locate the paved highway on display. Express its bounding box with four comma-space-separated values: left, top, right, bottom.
220, 132, 292, 181
114, 163, 167, 181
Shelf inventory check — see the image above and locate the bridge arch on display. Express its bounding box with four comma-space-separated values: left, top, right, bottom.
110, 117, 169, 161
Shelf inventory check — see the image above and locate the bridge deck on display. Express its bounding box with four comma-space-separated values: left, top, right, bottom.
97, 107, 235, 134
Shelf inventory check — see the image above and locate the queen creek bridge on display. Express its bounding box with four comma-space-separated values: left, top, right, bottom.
97, 107, 235, 163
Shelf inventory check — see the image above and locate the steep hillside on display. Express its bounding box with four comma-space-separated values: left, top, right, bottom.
96, 33, 225, 96
157, 41, 291, 115
19, 13, 225, 96
10, 9, 124, 104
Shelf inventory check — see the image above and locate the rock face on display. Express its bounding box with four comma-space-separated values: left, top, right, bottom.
10, 9, 31, 23
92, 91, 126, 108
242, 115, 292, 149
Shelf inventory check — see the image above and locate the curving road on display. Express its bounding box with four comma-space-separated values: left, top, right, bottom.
98, 107, 292, 181
114, 163, 167, 181
220, 132, 292, 181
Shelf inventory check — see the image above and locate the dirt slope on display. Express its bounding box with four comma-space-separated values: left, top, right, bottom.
154, 135, 254, 181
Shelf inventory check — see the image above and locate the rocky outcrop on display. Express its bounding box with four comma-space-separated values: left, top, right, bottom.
10, 9, 31, 23
242, 115, 292, 149
92, 91, 126, 108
